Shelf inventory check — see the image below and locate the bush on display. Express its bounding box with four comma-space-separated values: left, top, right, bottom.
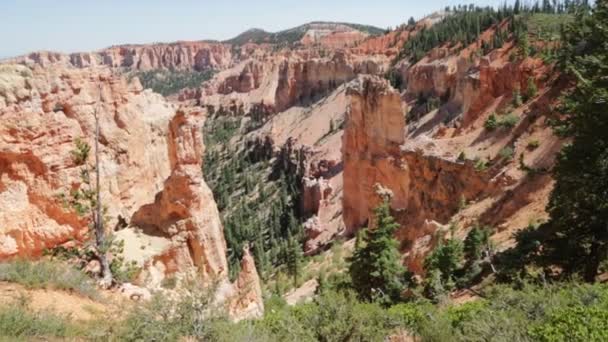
474, 158, 489, 172
114, 279, 228, 341
529, 306, 608, 342
0, 303, 77, 339
484, 113, 498, 130
0, 259, 97, 299
256, 290, 400, 342
498, 114, 519, 129
524, 77, 538, 102
387, 303, 427, 329
512, 89, 523, 107
498, 147, 515, 160
527, 140, 540, 150
485, 113, 519, 131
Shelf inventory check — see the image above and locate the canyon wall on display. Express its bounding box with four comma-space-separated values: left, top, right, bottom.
342, 76, 499, 272
0, 64, 173, 258
0, 63, 262, 318
11, 41, 233, 71
201, 51, 389, 115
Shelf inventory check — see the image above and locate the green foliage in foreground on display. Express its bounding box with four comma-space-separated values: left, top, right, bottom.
130, 69, 215, 96
0, 259, 97, 299
0, 303, 79, 340
4, 281, 608, 341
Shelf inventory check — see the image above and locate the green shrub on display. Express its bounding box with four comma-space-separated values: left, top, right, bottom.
529, 306, 608, 342
446, 300, 488, 330
109, 239, 141, 284
498, 147, 515, 160
0, 301, 80, 339
0, 259, 97, 299
474, 158, 489, 172
498, 114, 519, 129
524, 77, 538, 102
484, 113, 498, 130
512, 89, 523, 107
527, 140, 540, 150
387, 303, 427, 329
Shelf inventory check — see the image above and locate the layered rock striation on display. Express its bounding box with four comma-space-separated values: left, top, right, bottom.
0, 63, 263, 318
11, 41, 233, 71
342, 76, 499, 272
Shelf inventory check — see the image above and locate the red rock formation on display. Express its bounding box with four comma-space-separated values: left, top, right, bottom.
200, 51, 388, 115
11, 41, 233, 71
0, 63, 263, 319
342, 76, 497, 272
226, 247, 264, 321
0, 64, 173, 259
352, 30, 410, 56
129, 109, 228, 281
300, 23, 369, 48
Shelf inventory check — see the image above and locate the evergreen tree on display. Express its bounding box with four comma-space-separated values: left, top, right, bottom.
348, 201, 408, 305
464, 225, 491, 263
544, 2, 608, 282
286, 235, 303, 286
512, 88, 523, 107
517, 31, 531, 59
525, 77, 538, 102
424, 233, 464, 284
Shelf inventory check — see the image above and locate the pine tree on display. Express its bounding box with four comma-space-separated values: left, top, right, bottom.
286, 235, 302, 286
512, 88, 523, 107
544, 2, 608, 282
424, 234, 464, 284
348, 200, 408, 305
517, 32, 531, 59
464, 225, 491, 263
525, 77, 538, 102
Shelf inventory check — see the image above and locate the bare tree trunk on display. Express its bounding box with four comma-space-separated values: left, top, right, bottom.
95, 85, 113, 288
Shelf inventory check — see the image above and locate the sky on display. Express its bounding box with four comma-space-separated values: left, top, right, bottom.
0, 0, 505, 58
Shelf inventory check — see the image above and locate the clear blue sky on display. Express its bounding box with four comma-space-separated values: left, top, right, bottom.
0, 0, 505, 58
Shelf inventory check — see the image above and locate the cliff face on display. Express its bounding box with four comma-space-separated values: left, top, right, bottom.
342, 76, 407, 234
200, 51, 389, 115
342, 76, 524, 272
126, 109, 228, 282
0, 63, 263, 319
12, 41, 233, 71
0, 64, 173, 258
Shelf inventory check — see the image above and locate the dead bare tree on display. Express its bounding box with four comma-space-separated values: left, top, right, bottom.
94, 83, 113, 288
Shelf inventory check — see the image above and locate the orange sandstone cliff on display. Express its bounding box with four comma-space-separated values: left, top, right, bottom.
0, 63, 263, 319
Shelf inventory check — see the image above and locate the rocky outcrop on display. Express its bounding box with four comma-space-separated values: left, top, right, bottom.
343, 75, 407, 234
226, 247, 264, 321
0, 64, 173, 258
12, 41, 233, 71
128, 109, 228, 282
0, 63, 263, 319
342, 75, 496, 272
300, 23, 370, 48
456, 53, 547, 126
404, 50, 461, 99
200, 52, 388, 115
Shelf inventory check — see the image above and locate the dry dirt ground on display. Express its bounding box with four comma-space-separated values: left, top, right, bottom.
0, 281, 125, 321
